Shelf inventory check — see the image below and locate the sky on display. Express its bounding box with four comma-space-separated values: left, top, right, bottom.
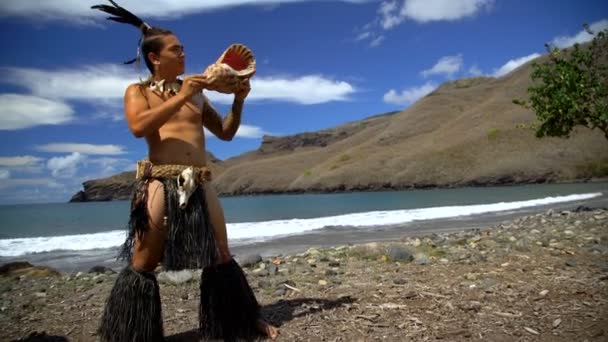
0, 0, 606, 204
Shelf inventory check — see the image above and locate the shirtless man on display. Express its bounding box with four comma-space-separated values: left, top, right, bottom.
92, 1, 279, 341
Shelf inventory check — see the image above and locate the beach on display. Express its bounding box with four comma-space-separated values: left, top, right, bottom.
2, 198, 607, 341
1, 183, 607, 274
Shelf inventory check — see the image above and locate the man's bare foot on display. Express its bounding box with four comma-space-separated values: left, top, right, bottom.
257, 318, 279, 340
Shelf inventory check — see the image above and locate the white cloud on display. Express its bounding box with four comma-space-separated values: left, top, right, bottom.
383, 82, 437, 105
493, 53, 541, 77
47, 152, 87, 178
207, 75, 356, 105
204, 124, 271, 139
354, 26, 385, 48
0, 156, 44, 167
359, 0, 493, 46
468, 65, 483, 76
0, 0, 371, 22
379, 1, 404, 29
4, 66, 356, 106
87, 157, 133, 176
35, 143, 127, 155
551, 19, 608, 48
0, 178, 58, 190
370, 35, 385, 47
0, 94, 75, 130
421, 55, 463, 78
236, 125, 271, 138
2, 65, 139, 100
0, 170, 10, 179
0, 156, 45, 174
401, 0, 493, 23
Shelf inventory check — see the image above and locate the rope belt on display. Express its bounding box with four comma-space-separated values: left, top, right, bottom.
135, 159, 212, 184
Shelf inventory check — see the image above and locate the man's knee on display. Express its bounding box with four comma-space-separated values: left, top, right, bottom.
131, 246, 163, 272
131, 258, 160, 272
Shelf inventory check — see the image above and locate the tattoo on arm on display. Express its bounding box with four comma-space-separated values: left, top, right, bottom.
202, 98, 244, 140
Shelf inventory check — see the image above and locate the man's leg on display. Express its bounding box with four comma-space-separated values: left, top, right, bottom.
201, 184, 280, 340
132, 180, 169, 271
98, 180, 167, 342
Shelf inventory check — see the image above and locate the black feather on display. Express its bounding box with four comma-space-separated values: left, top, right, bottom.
91, 1, 143, 28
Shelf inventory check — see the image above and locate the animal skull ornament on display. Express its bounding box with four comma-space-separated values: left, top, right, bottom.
203, 44, 256, 94
177, 167, 197, 209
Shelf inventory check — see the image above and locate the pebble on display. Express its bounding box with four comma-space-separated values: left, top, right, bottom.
318, 280, 328, 286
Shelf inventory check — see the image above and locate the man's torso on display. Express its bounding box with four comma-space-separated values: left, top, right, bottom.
142, 87, 208, 167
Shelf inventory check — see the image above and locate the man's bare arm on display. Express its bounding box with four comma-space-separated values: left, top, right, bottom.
124, 84, 188, 138
125, 76, 207, 138
202, 98, 244, 141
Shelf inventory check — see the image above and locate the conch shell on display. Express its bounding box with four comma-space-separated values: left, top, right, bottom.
203, 44, 256, 94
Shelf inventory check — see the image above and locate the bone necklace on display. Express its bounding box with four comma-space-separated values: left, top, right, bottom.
148, 79, 181, 96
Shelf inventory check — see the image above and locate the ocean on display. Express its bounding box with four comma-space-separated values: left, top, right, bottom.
1, 182, 606, 264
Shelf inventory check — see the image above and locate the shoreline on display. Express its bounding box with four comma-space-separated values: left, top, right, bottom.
1, 201, 607, 341
69, 177, 608, 202
3, 192, 607, 274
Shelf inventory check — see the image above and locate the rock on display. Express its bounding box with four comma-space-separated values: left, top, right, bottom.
539, 290, 549, 297
258, 280, 272, 289
480, 278, 498, 292
515, 239, 531, 252
393, 278, 407, 285
307, 248, 321, 256
273, 287, 286, 296
553, 318, 562, 328
439, 258, 449, 264
464, 273, 478, 281
258, 262, 267, 270
589, 245, 608, 254
461, 301, 482, 312
93, 274, 105, 283
87, 266, 115, 274
34, 292, 47, 298
307, 258, 317, 265
0, 262, 60, 278
239, 254, 262, 268
388, 245, 414, 262
267, 264, 278, 275
565, 260, 577, 267
597, 262, 608, 273
157, 270, 194, 285
412, 238, 422, 247
351, 242, 384, 258
415, 257, 430, 265
524, 327, 540, 335
325, 269, 338, 277
0, 261, 34, 275
469, 235, 482, 243
318, 280, 328, 286
253, 269, 269, 277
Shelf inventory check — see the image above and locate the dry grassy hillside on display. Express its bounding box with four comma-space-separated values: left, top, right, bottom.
212, 54, 607, 195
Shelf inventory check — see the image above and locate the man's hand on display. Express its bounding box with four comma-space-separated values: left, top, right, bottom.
179, 74, 207, 99
234, 79, 251, 102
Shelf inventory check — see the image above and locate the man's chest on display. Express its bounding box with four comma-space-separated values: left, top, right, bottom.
146, 90, 205, 124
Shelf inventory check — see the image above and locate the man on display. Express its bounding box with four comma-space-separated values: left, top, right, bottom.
92, 1, 279, 341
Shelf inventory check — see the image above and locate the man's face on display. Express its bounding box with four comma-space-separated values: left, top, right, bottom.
155, 34, 185, 76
